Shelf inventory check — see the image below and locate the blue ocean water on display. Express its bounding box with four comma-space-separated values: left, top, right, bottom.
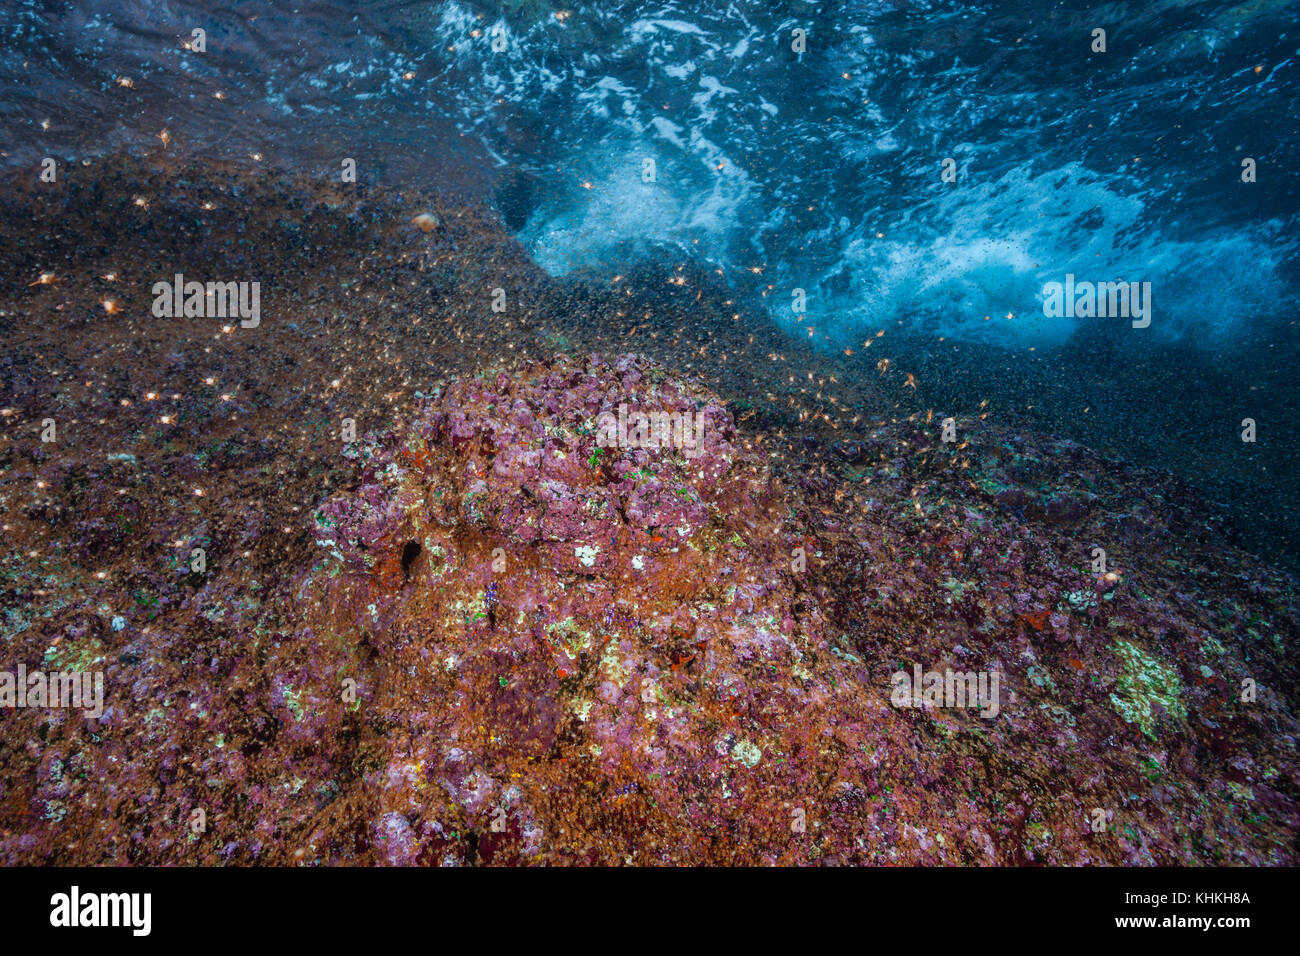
3, 0, 1296, 349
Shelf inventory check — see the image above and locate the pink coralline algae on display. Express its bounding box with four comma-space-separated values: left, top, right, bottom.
300, 353, 864, 863
3, 347, 1297, 866
289, 353, 1299, 865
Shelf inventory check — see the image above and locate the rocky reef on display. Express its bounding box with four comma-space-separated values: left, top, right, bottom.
289, 354, 1300, 865
1, 156, 1296, 865
305, 352, 849, 864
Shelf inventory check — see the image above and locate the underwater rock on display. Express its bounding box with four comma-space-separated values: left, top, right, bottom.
299, 353, 869, 863
286, 353, 1300, 865
1, 157, 1296, 866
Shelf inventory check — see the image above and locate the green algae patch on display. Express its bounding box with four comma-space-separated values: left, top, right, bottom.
1109, 639, 1186, 738
1024, 820, 1054, 857
546, 617, 594, 658
42, 636, 106, 672
282, 685, 306, 721
1064, 588, 1096, 613
940, 577, 975, 602
730, 739, 763, 768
